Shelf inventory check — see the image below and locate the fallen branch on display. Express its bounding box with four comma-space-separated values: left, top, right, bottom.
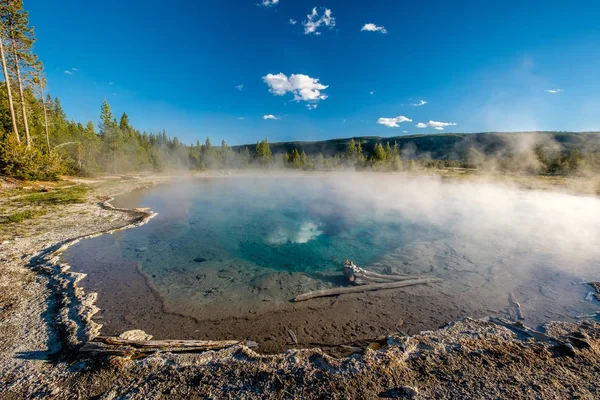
294, 277, 443, 302
343, 261, 427, 285
80, 337, 256, 355
489, 316, 557, 344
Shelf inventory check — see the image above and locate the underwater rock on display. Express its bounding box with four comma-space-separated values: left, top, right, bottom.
193, 257, 207, 263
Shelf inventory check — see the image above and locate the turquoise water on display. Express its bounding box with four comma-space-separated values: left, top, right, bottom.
65, 175, 600, 327
114, 177, 435, 275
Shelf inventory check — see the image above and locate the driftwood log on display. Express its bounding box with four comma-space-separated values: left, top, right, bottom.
343, 261, 426, 284
80, 336, 257, 356
294, 261, 442, 302
294, 277, 443, 302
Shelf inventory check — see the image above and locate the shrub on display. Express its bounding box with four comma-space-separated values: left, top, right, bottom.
0, 134, 66, 181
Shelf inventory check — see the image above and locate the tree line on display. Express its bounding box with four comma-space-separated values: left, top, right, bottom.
0, 0, 597, 180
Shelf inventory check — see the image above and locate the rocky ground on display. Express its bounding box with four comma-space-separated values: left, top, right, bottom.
1, 172, 600, 399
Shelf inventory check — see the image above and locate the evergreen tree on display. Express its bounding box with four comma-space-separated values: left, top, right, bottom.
384, 142, 392, 160
373, 143, 386, 162
300, 150, 308, 168
1, 0, 39, 148
99, 99, 115, 134
0, 34, 18, 141
119, 112, 131, 131
254, 138, 272, 166
287, 148, 301, 168
32, 71, 50, 153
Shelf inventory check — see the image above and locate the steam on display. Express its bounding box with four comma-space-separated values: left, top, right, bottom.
101, 172, 600, 324
255, 173, 600, 283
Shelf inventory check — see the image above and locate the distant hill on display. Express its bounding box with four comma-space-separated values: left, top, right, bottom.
233, 132, 600, 160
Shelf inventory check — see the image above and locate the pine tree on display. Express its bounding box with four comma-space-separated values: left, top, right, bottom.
32, 70, 49, 153
254, 138, 272, 166
300, 150, 308, 168
384, 142, 392, 160
373, 143, 386, 162
356, 141, 365, 163
287, 148, 301, 168
119, 112, 130, 131
85, 120, 95, 135
2, 0, 38, 148
0, 35, 18, 141
99, 99, 114, 134
346, 138, 356, 158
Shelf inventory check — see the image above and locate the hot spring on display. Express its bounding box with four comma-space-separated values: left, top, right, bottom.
65, 174, 600, 353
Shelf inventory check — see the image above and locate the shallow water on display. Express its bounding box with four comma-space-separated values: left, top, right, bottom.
65, 174, 600, 349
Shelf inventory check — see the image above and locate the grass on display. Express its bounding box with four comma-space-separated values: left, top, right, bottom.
0, 183, 89, 232
14, 185, 90, 205
0, 209, 47, 225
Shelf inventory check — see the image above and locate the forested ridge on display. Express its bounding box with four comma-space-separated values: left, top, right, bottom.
0, 1, 599, 181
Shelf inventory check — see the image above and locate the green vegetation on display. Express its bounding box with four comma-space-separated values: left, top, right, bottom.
0, 2, 599, 181
14, 185, 89, 205
1, 208, 45, 224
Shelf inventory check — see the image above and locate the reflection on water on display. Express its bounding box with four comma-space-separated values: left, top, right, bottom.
65, 174, 600, 325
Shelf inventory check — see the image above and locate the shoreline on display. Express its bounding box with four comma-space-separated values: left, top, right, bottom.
2, 171, 600, 398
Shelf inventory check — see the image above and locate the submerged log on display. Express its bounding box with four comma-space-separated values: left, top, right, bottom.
80, 337, 256, 356
294, 277, 443, 302
343, 260, 427, 285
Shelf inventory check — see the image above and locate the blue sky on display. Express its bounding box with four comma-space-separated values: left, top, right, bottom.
27, 0, 600, 144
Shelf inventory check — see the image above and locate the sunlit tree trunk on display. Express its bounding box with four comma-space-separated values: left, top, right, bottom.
41, 86, 50, 153
0, 36, 19, 142
12, 40, 30, 148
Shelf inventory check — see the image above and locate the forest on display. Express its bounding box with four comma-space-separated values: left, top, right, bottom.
0, 1, 599, 181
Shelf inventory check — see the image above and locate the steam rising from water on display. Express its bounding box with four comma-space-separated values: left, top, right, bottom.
323, 175, 600, 267
70, 173, 600, 326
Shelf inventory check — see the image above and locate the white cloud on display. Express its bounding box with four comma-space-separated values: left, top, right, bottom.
235, 84, 243, 91
361, 23, 387, 34
64, 70, 72, 75
260, 0, 279, 6
263, 114, 278, 120
289, 19, 297, 25
377, 116, 413, 128
237, 117, 245, 120
411, 99, 427, 106
303, 7, 335, 35
109, 81, 114, 85
545, 89, 564, 94
428, 120, 457, 129
370, 91, 374, 95
71, 67, 78, 71
416, 120, 457, 130
306, 104, 318, 110
263, 72, 329, 105
403, 130, 408, 133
